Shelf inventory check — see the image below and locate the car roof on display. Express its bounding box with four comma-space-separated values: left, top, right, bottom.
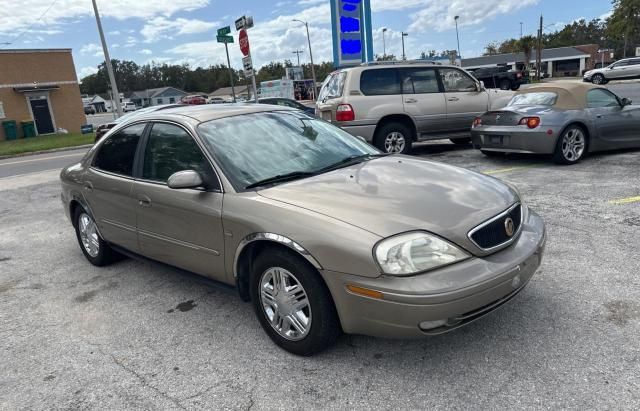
122, 103, 296, 124
514, 82, 607, 109
338, 61, 460, 73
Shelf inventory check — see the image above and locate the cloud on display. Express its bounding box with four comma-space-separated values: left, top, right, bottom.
80, 43, 104, 57
78, 66, 99, 79
108, 30, 121, 35
298, 0, 324, 5
141, 16, 218, 42
140, 49, 153, 55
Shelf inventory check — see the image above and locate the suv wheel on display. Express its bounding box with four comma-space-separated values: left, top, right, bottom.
499, 79, 512, 90
250, 248, 341, 356
374, 122, 413, 154
592, 74, 606, 85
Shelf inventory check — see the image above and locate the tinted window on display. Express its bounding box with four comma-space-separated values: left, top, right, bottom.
587, 89, 620, 108
142, 123, 212, 184
360, 69, 400, 96
439, 68, 478, 92
611, 61, 628, 68
400, 68, 440, 94
93, 123, 145, 176
629, 59, 640, 66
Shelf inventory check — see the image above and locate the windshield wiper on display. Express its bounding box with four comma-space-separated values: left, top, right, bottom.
245, 171, 316, 189
315, 153, 388, 174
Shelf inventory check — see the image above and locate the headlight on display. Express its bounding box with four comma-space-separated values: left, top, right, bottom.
374, 232, 470, 275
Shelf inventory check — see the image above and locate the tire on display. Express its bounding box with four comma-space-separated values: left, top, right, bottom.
481, 150, 504, 157
373, 122, 413, 154
450, 137, 471, 145
511, 84, 521, 91
73, 206, 120, 266
250, 247, 341, 356
552, 125, 588, 165
592, 74, 606, 85
499, 79, 511, 90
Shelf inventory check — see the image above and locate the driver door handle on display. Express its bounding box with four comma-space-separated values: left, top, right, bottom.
405, 98, 417, 103
138, 195, 152, 207
447, 97, 460, 102
83, 182, 93, 192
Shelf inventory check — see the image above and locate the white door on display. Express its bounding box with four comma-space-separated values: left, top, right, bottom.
438, 67, 489, 132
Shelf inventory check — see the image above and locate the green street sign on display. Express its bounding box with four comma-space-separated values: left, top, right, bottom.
217, 26, 231, 36
216, 35, 234, 44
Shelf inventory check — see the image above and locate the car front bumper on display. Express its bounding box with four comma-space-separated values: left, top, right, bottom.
321, 209, 546, 338
471, 126, 559, 154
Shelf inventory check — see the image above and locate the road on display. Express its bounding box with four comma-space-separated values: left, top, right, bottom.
1, 138, 639, 409
0, 148, 87, 179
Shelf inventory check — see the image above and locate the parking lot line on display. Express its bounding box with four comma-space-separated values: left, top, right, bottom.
609, 196, 640, 205
482, 165, 539, 175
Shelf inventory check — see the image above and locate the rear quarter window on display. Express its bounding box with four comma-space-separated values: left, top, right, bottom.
360, 68, 400, 96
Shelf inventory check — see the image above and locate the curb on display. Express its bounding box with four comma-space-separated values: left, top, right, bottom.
0, 144, 93, 161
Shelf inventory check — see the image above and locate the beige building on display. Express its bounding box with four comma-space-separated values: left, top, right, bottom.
0, 49, 85, 140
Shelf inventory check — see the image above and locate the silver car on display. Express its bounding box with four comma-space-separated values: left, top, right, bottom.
61, 104, 546, 355
584, 58, 640, 85
471, 82, 640, 164
316, 61, 513, 154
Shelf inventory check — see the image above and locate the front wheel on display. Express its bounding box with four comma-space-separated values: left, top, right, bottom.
591, 74, 606, 85
250, 248, 341, 356
499, 79, 512, 90
553, 125, 587, 165
374, 122, 413, 154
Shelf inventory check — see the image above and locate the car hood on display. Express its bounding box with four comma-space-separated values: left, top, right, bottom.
257, 156, 518, 255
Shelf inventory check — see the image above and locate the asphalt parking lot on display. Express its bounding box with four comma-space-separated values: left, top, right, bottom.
1, 138, 639, 409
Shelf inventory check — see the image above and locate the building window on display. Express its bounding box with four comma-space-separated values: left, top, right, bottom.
157, 98, 164, 105
169, 98, 175, 104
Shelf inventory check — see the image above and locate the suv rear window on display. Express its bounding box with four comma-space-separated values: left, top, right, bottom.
360, 69, 400, 96
318, 71, 347, 100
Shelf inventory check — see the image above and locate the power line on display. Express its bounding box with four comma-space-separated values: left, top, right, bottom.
0, 0, 59, 48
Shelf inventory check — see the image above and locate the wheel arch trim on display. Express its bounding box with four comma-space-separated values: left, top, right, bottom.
233, 232, 323, 279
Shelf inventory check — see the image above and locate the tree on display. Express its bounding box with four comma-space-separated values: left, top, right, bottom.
518, 35, 537, 70
375, 53, 396, 61
483, 42, 499, 56
607, 0, 640, 57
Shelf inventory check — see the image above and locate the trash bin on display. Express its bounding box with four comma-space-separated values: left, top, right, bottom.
21, 121, 36, 138
2, 120, 18, 140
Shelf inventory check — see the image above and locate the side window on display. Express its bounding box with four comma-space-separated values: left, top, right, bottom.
629, 59, 640, 66
169, 97, 175, 103
360, 69, 400, 96
612, 61, 628, 68
587, 89, 620, 108
157, 98, 164, 104
400, 68, 440, 94
142, 123, 215, 186
93, 123, 145, 176
439, 68, 478, 92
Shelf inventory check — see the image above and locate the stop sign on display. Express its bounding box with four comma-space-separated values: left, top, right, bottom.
239, 29, 250, 56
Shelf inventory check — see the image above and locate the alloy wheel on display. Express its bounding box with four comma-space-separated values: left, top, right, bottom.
78, 213, 100, 257
592, 74, 604, 85
259, 267, 312, 341
384, 132, 406, 153
561, 128, 586, 162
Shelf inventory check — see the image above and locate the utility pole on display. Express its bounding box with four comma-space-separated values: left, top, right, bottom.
536, 15, 543, 81
293, 19, 317, 101
91, 0, 122, 117
520, 22, 523, 38
225, 42, 236, 103
454, 16, 461, 64
382, 28, 387, 57
292, 50, 304, 66
401, 32, 408, 60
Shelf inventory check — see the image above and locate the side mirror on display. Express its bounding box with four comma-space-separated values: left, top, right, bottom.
167, 170, 204, 189
621, 97, 632, 106
478, 81, 486, 91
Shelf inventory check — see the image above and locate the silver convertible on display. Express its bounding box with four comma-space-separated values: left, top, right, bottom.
470, 82, 640, 164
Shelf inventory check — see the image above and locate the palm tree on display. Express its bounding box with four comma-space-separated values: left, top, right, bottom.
518, 35, 537, 73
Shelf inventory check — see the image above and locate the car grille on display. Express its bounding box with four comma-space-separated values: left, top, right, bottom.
469, 204, 522, 250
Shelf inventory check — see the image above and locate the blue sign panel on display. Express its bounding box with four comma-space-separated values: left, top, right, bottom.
331, 0, 373, 67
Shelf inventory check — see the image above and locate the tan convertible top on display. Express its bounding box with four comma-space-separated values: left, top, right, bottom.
514, 82, 606, 109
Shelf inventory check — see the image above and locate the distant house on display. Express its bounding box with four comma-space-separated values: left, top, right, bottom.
82, 95, 108, 113
129, 87, 187, 107
209, 85, 251, 101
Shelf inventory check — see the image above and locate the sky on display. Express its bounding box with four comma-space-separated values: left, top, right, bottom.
0, 0, 614, 81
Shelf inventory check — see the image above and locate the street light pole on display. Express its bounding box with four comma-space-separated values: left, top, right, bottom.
292, 50, 304, 66
293, 19, 317, 101
401, 32, 408, 60
454, 16, 461, 63
382, 28, 387, 57
91, 0, 123, 117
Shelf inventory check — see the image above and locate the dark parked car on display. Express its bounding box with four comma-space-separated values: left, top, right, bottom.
94, 104, 185, 143
84, 106, 96, 115
258, 98, 316, 116
470, 66, 529, 90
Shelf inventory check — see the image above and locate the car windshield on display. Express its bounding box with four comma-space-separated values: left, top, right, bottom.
508, 92, 558, 106
197, 111, 379, 190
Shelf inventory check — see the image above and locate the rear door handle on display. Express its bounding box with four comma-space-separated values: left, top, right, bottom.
596, 114, 604, 118
447, 97, 460, 102
83, 182, 93, 192
138, 195, 152, 207
405, 98, 417, 103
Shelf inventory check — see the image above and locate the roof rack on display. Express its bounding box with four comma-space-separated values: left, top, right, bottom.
359, 60, 442, 66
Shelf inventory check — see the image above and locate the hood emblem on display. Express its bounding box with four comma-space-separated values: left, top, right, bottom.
496, 114, 501, 121
504, 217, 515, 237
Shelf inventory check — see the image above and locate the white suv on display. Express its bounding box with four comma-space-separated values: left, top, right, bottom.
584, 58, 640, 85
123, 102, 137, 112
316, 61, 514, 153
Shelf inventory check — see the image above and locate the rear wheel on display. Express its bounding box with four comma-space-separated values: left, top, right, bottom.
592, 74, 606, 85
73, 207, 120, 266
553, 125, 587, 165
450, 137, 471, 145
511, 84, 521, 91
250, 248, 341, 356
374, 122, 413, 154
499, 79, 512, 90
